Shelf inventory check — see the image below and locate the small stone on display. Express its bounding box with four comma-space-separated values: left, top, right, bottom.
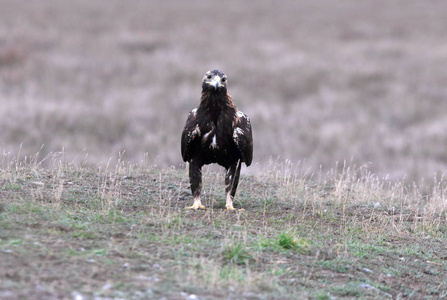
71, 292, 84, 300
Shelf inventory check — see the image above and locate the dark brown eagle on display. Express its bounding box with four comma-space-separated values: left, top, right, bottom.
181, 70, 253, 210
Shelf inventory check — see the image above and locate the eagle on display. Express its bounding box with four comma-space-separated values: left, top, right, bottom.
181, 70, 253, 211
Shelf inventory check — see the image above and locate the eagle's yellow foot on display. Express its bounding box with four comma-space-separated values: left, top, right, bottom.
185, 200, 206, 210
225, 205, 236, 211
225, 205, 245, 212
225, 194, 244, 211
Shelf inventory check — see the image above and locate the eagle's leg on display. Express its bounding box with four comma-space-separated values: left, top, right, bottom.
225, 160, 243, 211
185, 159, 206, 210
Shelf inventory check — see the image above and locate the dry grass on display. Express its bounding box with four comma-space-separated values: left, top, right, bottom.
1, 0, 447, 184
1, 152, 446, 299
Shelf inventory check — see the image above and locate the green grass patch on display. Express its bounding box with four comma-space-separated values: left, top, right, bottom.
260, 230, 310, 254
222, 242, 254, 265
318, 259, 352, 273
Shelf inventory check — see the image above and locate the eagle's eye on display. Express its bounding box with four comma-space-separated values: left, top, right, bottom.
206, 74, 212, 79
221, 77, 227, 83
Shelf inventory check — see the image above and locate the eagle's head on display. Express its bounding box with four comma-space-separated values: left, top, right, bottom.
202, 70, 228, 93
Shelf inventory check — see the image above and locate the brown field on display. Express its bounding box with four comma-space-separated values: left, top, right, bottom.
1, 0, 447, 183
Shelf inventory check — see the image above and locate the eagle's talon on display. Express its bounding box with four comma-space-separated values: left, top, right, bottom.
185, 203, 206, 210
225, 206, 244, 211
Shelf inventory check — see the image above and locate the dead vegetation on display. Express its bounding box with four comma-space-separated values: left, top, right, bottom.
1, 153, 446, 299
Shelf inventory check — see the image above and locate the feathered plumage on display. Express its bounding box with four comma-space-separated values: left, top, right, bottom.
181, 70, 253, 210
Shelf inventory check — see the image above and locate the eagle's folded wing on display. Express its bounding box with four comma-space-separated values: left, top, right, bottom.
181, 109, 200, 162
233, 111, 253, 166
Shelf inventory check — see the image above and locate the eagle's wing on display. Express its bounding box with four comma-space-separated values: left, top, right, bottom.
233, 111, 253, 166
181, 108, 200, 162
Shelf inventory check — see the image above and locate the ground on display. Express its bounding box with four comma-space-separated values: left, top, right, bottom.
2, 0, 447, 184
1, 161, 446, 299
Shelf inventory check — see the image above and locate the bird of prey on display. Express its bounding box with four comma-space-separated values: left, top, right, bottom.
181, 70, 253, 210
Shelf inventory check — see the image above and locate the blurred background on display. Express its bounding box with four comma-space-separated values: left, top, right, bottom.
1, 0, 447, 184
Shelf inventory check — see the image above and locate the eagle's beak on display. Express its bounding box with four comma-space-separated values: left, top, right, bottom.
208, 75, 222, 90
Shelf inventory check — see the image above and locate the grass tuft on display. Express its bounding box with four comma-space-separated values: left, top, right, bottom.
277, 231, 309, 252
222, 242, 254, 266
